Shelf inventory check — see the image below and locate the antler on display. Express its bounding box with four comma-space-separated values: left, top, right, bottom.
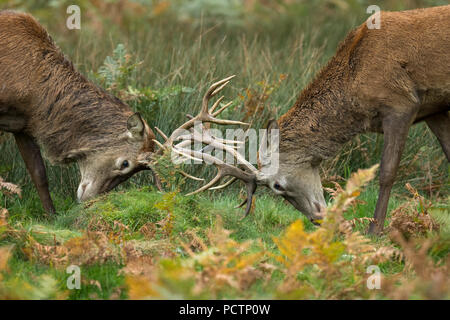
153, 75, 247, 155
146, 76, 260, 218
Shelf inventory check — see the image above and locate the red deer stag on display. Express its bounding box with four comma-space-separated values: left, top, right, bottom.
0, 11, 158, 214
150, 6, 450, 235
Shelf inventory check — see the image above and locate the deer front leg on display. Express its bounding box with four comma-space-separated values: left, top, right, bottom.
14, 132, 56, 214
368, 111, 417, 235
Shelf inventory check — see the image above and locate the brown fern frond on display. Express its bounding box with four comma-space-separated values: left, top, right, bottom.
0, 177, 22, 198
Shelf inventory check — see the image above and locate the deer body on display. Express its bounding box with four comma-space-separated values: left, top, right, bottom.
0, 11, 156, 213
273, 5, 450, 233
177, 6, 449, 235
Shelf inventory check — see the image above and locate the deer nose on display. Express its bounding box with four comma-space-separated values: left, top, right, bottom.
311, 201, 326, 225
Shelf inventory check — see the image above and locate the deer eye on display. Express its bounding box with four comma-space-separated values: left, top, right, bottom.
273, 182, 285, 192
120, 160, 129, 170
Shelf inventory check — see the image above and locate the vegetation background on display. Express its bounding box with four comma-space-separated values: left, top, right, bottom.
0, 0, 448, 300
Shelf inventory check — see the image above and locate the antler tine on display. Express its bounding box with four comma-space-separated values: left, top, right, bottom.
153, 139, 167, 152
154, 126, 169, 142
178, 170, 204, 181
202, 75, 236, 108
186, 173, 222, 195
152, 169, 164, 192
136, 152, 164, 192
152, 127, 173, 156
235, 198, 247, 209
207, 118, 248, 126
211, 81, 231, 98
243, 181, 257, 218
171, 147, 203, 162
209, 95, 224, 114
212, 101, 233, 117
209, 177, 237, 190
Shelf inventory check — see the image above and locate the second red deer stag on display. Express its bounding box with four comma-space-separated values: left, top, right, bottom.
0, 11, 158, 213
154, 6, 449, 235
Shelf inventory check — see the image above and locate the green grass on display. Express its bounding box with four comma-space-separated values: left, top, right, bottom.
3, 185, 445, 299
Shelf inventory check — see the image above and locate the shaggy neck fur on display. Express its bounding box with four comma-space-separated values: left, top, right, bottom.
278, 24, 375, 164
28, 60, 133, 164
1, 12, 136, 164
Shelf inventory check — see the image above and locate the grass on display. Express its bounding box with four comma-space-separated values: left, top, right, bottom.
2, 180, 448, 299
0, 0, 449, 299
2, 188, 301, 299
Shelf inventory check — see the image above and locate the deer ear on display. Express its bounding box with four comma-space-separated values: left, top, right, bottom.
127, 113, 145, 139
258, 119, 280, 167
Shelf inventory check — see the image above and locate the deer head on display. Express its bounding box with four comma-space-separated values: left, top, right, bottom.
76, 112, 158, 202
144, 76, 326, 224
255, 119, 327, 224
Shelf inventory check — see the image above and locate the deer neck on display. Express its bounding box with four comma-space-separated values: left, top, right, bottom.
277, 74, 370, 164
28, 67, 131, 164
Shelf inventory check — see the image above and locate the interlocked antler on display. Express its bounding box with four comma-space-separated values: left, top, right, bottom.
152, 75, 247, 154
143, 76, 260, 217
